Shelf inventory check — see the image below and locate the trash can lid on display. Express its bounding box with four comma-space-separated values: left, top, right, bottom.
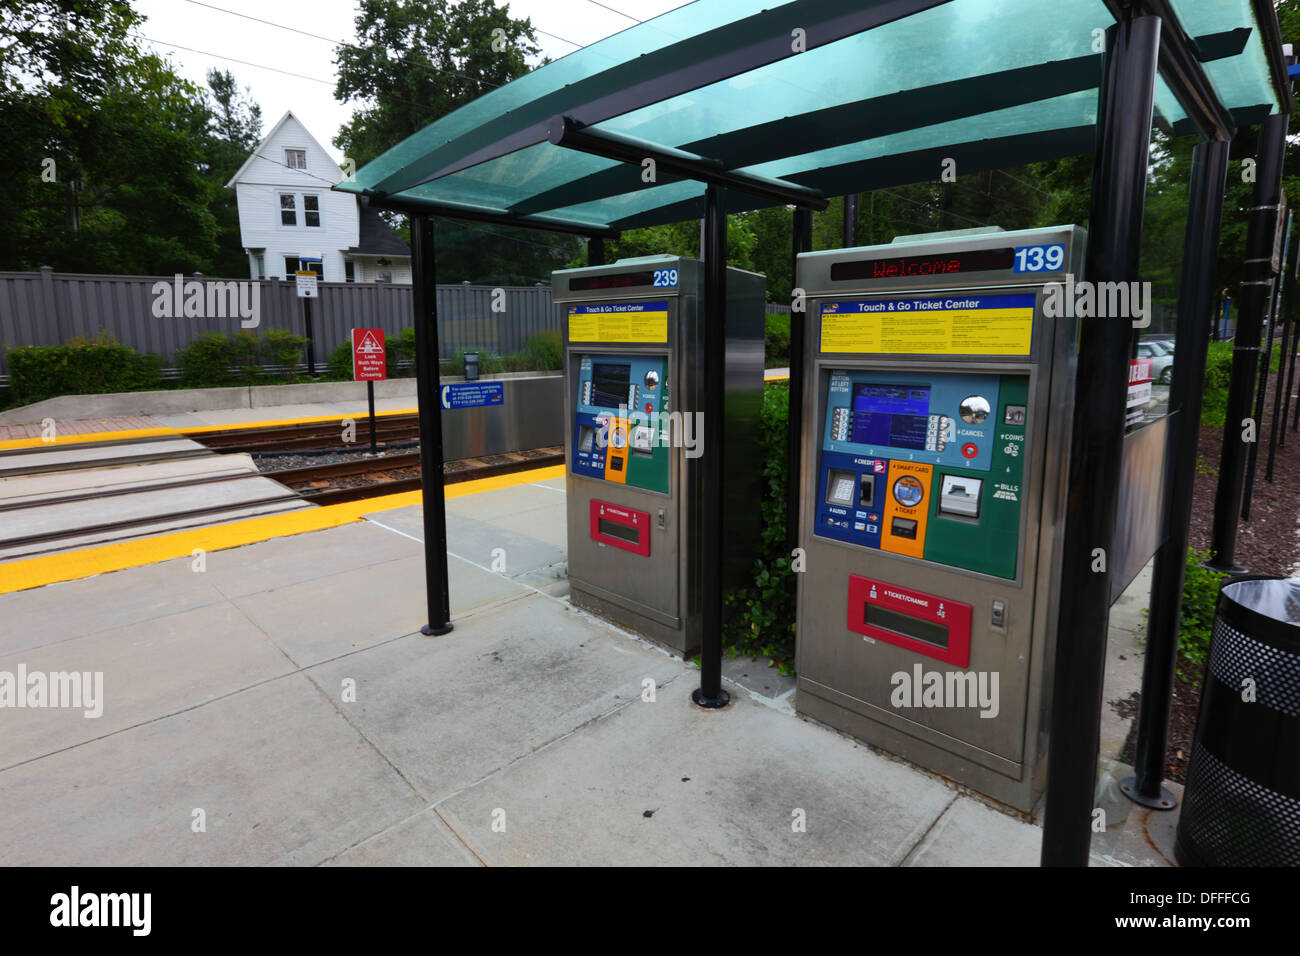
1221, 577, 1300, 625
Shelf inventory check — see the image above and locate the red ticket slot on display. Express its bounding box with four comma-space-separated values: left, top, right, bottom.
847, 574, 972, 668
589, 499, 652, 556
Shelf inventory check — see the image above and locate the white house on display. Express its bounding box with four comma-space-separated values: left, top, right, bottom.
225, 111, 411, 284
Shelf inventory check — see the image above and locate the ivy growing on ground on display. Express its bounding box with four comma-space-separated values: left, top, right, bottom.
722, 381, 798, 674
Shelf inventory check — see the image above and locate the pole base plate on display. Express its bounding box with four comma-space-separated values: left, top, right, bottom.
422, 622, 454, 636
1119, 776, 1177, 810
692, 687, 731, 709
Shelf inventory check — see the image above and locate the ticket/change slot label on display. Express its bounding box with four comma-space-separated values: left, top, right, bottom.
820, 294, 1035, 356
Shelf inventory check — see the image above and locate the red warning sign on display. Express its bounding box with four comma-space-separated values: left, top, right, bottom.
351, 328, 386, 381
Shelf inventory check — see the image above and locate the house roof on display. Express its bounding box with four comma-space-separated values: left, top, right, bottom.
225, 110, 343, 190
336, 0, 1290, 235
347, 198, 412, 258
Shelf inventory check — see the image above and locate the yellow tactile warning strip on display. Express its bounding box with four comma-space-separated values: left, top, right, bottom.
0, 407, 420, 451
0, 463, 566, 595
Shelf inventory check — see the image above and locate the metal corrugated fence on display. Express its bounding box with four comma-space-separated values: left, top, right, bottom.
0, 269, 793, 382
0, 269, 564, 379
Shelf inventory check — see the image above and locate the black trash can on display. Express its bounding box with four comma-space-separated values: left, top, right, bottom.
1175, 575, 1300, 866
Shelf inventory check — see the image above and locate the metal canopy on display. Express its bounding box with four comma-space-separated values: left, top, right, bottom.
338, 0, 1288, 235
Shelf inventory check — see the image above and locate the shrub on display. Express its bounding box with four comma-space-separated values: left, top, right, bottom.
262, 328, 308, 382
722, 380, 797, 672
520, 330, 563, 370
765, 310, 790, 367
174, 329, 311, 388
5, 335, 163, 405
176, 332, 236, 388
1177, 548, 1228, 686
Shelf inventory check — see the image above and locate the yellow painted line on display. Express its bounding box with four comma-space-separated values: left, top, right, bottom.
0, 463, 566, 594
765, 371, 791, 381
446, 463, 565, 498
0, 427, 177, 451
0, 407, 419, 451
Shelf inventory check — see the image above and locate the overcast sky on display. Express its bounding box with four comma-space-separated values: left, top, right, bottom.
131, 0, 691, 164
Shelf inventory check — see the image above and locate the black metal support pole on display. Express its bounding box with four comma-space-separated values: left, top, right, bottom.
588, 236, 605, 266
693, 185, 729, 709
1267, 216, 1296, 476
786, 207, 813, 553
1207, 112, 1289, 570
1041, 15, 1160, 867
1121, 138, 1230, 811
1286, 257, 1300, 439
1242, 214, 1288, 511
367, 380, 377, 454
410, 215, 453, 636
303, 298, 317, 376
843, 193, 859, 247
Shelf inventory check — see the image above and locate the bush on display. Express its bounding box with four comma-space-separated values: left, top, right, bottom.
174, 329, 310, 388
722, 380, 797, 672
520, 330, 563, 370
1201, 340, 1283, 429
4, 335, 163, 405
1177, 548, 1228, 686
765, 310, 790, 367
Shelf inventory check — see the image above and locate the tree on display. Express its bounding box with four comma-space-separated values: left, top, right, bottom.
0, 0, 227, 274
203, 68, 263, 277
333, 0, 541, 170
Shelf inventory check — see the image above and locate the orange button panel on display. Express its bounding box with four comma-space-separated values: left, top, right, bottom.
880, 460, 932, 558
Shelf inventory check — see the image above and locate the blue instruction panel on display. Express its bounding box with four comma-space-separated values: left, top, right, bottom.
441, 382, 504, 409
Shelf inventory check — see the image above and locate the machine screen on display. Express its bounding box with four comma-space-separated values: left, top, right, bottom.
850, 384, 931, 450
591, 363, 631, 408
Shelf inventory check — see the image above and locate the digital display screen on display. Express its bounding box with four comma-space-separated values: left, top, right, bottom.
591, 363, 631, 408
865, 604, 949, 650
568, 271, 655, 290
830, 248, 1014, 281
850, 384, 930, 449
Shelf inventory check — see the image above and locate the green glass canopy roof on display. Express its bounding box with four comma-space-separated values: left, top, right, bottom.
338, 0, 1289, 235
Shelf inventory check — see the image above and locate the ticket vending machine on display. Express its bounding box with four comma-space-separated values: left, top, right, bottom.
795, 226, 1087, 812
553, 255, 765, 656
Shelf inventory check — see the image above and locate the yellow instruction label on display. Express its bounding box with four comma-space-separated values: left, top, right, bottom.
820, 295, 1034, 355
568, 304, 668, 342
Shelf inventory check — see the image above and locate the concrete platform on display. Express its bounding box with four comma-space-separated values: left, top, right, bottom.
0, 474, 1169, 866
0, 439, 310, 560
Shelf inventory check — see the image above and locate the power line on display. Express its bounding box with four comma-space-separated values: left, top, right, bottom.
584, 0, 642, 22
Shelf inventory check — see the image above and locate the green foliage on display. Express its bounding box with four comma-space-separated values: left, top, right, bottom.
4, 335, 163, 404
1177, 548, 1228, 686
1200, 341, 1235, 429
0, 2, 263, 275
722, 381, 797, 672
519, 330, 562, 370
765, 311, 790, 367
175, 330, 309, 387
1200, 341, 1283, 429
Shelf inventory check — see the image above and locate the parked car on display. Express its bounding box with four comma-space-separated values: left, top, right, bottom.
1137, 340, 1174, 384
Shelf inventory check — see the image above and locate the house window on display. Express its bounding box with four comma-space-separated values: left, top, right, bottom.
376, 271, 393, 283
303, 194, 321, 228
344, 260, 355, 283
253, 254, 264, 279
285, 148, 306, 170
280, 193, 296, 226
284, 256, 298, 277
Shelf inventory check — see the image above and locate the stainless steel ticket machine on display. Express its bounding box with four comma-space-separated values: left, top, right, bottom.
794, 226, 1092, 811
553, 255, 766, 656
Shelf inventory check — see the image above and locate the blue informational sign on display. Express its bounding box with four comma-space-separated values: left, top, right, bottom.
441, 382, 504, 409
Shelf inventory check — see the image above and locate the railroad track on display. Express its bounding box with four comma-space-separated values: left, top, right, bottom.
186, 414, 421, 453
